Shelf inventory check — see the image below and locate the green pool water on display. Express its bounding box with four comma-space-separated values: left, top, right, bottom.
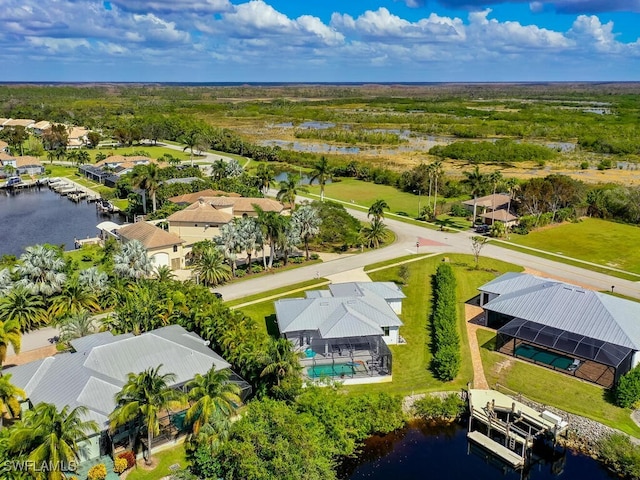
307, 363, 357, 378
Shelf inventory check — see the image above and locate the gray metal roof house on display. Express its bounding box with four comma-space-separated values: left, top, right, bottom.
275, 282, 404, 384
4, 325, 249, 462
479, 272, 640, 387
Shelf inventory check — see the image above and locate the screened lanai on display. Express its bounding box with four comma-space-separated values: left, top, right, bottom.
497, 318, 634, 388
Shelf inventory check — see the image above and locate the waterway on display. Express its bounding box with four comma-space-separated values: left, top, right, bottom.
341, 424, 614, 480
0, 187, 120, 256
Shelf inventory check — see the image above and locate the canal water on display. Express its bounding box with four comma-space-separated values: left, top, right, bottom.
341, 423, 615, 480
0, 187, 120, 256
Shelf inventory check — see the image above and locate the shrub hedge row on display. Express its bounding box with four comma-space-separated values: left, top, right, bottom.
430, 263, 461, 381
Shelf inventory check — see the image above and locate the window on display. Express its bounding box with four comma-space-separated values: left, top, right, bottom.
382, 326, 390, 336
173, 245, 178, 253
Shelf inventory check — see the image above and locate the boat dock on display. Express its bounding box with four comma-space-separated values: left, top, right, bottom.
0, 179, 42, 190
467, 388, 568, 469
48, 177, 101, 203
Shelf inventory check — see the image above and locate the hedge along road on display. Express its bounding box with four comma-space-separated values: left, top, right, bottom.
214, 193, 640, 302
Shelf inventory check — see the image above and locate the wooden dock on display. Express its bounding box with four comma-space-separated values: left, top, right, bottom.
467, 431, 525, 468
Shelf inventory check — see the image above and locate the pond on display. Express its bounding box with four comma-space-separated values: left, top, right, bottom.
339, 423, 615, 480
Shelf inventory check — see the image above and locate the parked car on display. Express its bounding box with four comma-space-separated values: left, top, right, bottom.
474, 224, 490, 234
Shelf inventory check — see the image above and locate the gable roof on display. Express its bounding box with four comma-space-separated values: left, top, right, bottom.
5, 325, 231, 428
167, 189, 241, 204
479, 209, 518, 222
118, 222, 183, 249
167, 200, 233, 224
482, 273, 640, 350
275, 291, 403, 339
4, 119, 34, 128
463, 193, 510, 209
203, 196, 284, 214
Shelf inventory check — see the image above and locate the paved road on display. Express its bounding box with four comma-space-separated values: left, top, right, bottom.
216, 196, 640, 301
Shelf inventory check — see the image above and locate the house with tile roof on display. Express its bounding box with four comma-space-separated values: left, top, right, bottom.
0, 154, 44, 175
167, 189, 241, 205
275, 282, 405, 384
4, 325, 250, 462
166, 193, 285, 247
479, 272, 640, 387
117, 221, 185, 270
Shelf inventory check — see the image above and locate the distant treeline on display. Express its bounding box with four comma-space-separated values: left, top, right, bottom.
429, 139, 557, 164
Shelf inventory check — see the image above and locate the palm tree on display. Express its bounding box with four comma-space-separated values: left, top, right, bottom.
260, 338, 302, 388
14, 245, 67, 296
154, 265, 175, 282
238, 217, 263, 274
110, 366, 184, 465
431, 159, 444, 218
48, 281, 100, 320
489, 170, 504, 224
291, 205, 321, 260
361, 218, 389, 249
76, 150, 90, 166
9, 403, 99, 480
181, 129, 207, 167
211, 159, 228, 181
308, 156, 333, 202
0, 374, 25, 428
185, 368, 240, 436
368, 199, 390, 221
462, 166, 488, 224
0, 318, 21, 367
131, 163, 162, 213
216, 221, 243, 277
276, 173, 305, 210
193, 246, 231, 286
113, 240, 153, 280
255, 206, 286, 269
0, 268, 12, 297
0, 287, 46, 333
58, 310, 97, 343
255, 163, 276, 194
77, 267, 109, 294
505, 177, 519, 214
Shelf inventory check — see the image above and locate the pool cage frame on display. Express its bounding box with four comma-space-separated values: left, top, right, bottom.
293, 334, 393, 380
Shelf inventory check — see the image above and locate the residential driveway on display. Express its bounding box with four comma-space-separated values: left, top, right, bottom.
326, 267, 372, 284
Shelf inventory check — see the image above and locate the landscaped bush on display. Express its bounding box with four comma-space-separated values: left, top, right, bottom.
235, 269, 246, 278
291, 256, 304, 264
449, 203, 468, 217
615, 366, 640, 408
251, 264, 264, 274
117, 450, 136, 469
597, 433, 640, 478
413, 393, 465, 422
88, 463, 107, 480
310, 253, 320, 260
430, 263, 460, 381
113, 457, 129, 474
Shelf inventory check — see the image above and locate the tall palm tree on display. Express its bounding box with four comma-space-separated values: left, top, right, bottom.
0, 374, 25, 428
361, 217, 389, 249
110, 366, 184, 465
505, 177, 519, 214
48, 281, 100, 320
255, 206, 286, 269
211, 159, 228, 181
489, 170, 504, 225
0, 318, 21, 368
0, 287, 46, 333
368, 199, 390, 221
216, 221, 243, 277
308, 156, 333, 202
193, 246, 231, 286
238, 217, 263, 274
431, 159, 444, 218
131, 163, 162, 213
291, 205, 321, 260
276, 173, 305, 210
113, 240, 153, 280
181, 129, 207, 167
462, 165, 488, 224
58, 310, 97, 343
255, 163, 275, 194
260, 338, 302, 388
14, 245, 67, 296
9, 403, 99, 480
185, 368, 240, 436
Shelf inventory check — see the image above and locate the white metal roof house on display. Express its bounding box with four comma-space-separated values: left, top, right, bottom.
478, 272, 640, 388
275, 282, 404, 385
4, 325, 249, 462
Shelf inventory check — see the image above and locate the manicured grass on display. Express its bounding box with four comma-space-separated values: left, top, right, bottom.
125, 444, 188, 480
363, 254, 426, 272
345, 254, 522, 396
64, 244, 103, 270
227, 279, 328, 308
505, 218, 640, 275
476, 329, 640, 436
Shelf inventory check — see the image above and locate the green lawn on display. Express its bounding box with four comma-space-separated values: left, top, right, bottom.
43, 164, 115, 197
504, 218, 640, 275
125, 444, 187, 480
64, 244, 104, 271
477, 329, 640, 436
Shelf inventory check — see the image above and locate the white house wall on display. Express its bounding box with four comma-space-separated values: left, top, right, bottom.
632, 351, 640, 369
389, 300, 402, 315
382, 326, 400, 345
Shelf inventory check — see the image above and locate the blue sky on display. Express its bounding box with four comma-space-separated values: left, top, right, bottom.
2, 0, 639, 82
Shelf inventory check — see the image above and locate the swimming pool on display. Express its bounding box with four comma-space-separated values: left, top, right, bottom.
307, 362, 362, 379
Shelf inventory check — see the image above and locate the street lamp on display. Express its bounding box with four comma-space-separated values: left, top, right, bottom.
414, 189, 421, 218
